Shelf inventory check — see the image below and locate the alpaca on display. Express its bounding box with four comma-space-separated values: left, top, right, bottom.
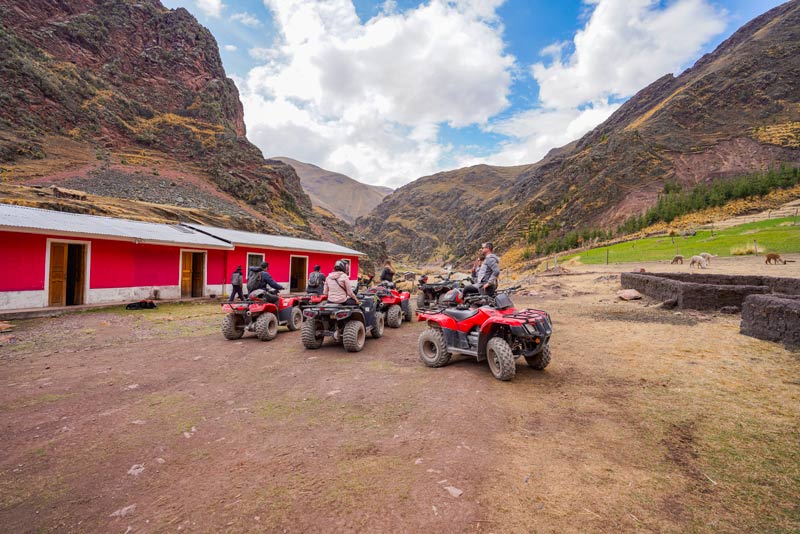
699, 252, 717, 263
670, 255, 684, 264
689, 255, 708, 269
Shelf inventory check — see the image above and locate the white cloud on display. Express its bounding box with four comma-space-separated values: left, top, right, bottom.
473, 0, 727, 170
231, 11, 263, 27
195, 0, 224, 18
223, 44, 238, 52
532, 0, 727, 109
237, 0, 514, 187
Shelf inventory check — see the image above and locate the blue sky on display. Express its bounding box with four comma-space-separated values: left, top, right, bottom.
161, 0, 785, 187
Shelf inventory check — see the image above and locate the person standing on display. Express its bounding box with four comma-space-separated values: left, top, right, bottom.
470, 251, 485, 281
476, 242, 500, 296
229, 265, 244, 302
306, 264, 326, 295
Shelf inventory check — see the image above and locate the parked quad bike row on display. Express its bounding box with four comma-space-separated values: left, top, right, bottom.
220, 278, 553, 381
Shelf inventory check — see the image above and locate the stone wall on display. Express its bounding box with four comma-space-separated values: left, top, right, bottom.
741, 294, 800, 349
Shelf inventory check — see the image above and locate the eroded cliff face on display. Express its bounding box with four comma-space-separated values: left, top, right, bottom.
359, 1, 800, 263
0, 0, 312, 234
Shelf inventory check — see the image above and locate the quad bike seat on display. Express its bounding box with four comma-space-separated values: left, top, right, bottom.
443, 308, 479, 321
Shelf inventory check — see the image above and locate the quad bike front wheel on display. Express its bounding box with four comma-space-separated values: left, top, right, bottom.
287, 307, 303, 331
387, 305, 403, 328
401, 300, 412, 322
524, 344, 551, 370
418, 328, 451, 368
371, 312, 385, 339
301, 319, 324, 349
486, 337, 516, 381
254, 312, 279, 341
221, 314, 244, 340
416, 293, 426, 309
342, 320, 366, 352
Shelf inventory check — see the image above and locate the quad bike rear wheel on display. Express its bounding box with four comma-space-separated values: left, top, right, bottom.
416, 293, 426, 309
371, 312, 385, 339
401, 300, 412, 322
418, 328, 451, 367
221, 314, 244, 340
486, 337, 516, 381
387, 305, 403, 328
287, 307, 302, 331
524, 344, 551, 370
254, 312, 279, 341
342, 320, 366, 352
301, 319, 324, 349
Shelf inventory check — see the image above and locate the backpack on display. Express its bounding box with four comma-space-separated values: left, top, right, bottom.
308, 271, 324, 287
247, 271, 262, 292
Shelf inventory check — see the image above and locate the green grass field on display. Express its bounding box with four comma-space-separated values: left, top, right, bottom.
565, 216, 800, 264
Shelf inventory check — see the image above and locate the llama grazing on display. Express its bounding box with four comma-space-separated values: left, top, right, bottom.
699, 252, 717, 263
689, 255, 708, 269
670, 255, 684, 264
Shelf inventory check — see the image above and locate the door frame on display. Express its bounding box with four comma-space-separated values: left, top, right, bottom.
44, 238, 91, 307
289, 254, 309, 292
179, 248, 207, 298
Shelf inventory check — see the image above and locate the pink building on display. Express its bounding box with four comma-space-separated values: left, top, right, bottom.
0, 204, 363, 310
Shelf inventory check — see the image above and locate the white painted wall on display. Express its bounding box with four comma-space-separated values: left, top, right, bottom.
0, 290, 48, 310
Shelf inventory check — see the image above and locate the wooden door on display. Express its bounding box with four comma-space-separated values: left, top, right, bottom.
191, 252, 204, 297
49, 242, 68, 306
290, 257, 307, 292
181, 252, 193, 298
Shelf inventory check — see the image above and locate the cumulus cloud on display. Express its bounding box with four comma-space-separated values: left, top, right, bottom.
223, 44, 238, 52
195, 0, 224, 18
231, 11, 263, 27
532, 0, 727, 109
477, 0, 727, 169
238, 0, 513, 187
236, 0, 728, 186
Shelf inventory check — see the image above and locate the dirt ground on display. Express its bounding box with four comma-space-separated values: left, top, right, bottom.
1, 256, 798, 533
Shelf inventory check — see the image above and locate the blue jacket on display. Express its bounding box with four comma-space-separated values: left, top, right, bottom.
249, 266, 284, 291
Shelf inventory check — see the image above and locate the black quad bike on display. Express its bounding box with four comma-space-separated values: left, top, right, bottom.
416, 272, 470, 308
300, 294, 384, 352
416, 288, 552, 381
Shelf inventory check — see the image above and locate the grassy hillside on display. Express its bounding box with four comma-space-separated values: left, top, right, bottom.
566, 217, 800, 264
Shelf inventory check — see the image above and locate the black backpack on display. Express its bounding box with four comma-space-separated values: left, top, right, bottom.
247, 271, 262, 292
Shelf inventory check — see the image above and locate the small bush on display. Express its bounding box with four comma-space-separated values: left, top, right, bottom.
730, 244, 765, 256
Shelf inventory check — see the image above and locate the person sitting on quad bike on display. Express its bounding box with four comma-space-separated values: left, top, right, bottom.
325, 260, 359, 306
379, 260, 396, 283
248, 261, 284, 302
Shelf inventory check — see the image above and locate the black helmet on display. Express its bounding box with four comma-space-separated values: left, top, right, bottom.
260, 261, 268, 269
334, 260, 347, 272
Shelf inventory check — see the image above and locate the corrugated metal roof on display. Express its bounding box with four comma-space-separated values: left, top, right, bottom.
0, 204, 233, 248
185, 223, 365, 256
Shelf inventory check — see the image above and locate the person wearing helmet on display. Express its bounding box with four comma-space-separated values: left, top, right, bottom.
248, 261, 284, 303
324, 260, 359, 305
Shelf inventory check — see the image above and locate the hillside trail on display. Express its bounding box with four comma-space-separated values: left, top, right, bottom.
698, 197, 800, 229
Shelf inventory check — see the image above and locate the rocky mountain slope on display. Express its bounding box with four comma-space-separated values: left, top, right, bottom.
0, 0, 312, 235
359, 1, 800, 264
273, 157, 392, 224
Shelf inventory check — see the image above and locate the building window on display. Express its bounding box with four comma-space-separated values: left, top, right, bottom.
246, 253, 264, 282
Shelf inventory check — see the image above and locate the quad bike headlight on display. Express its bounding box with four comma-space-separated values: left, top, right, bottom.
524, 323, 539, 336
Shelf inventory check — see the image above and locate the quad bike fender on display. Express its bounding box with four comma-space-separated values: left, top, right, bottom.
380, 296, 399, 305
477, 319, 517, 361
280, 296, 299, 307
422, 315, 460, 330
278, 306, 296, 324
250, 302, 278, 314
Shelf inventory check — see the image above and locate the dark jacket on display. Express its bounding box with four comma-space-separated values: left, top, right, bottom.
379, 267, 395, 282
248, 266, 284, 291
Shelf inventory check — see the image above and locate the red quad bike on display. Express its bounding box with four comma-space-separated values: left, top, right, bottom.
365, 280, 412, 327
221, 289, 303, 341
416, 287, 553, 381
296, 293, 327, 309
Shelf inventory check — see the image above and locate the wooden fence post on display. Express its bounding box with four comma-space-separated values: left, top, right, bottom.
754, 240, 758, 256
606, 248, 609, 265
